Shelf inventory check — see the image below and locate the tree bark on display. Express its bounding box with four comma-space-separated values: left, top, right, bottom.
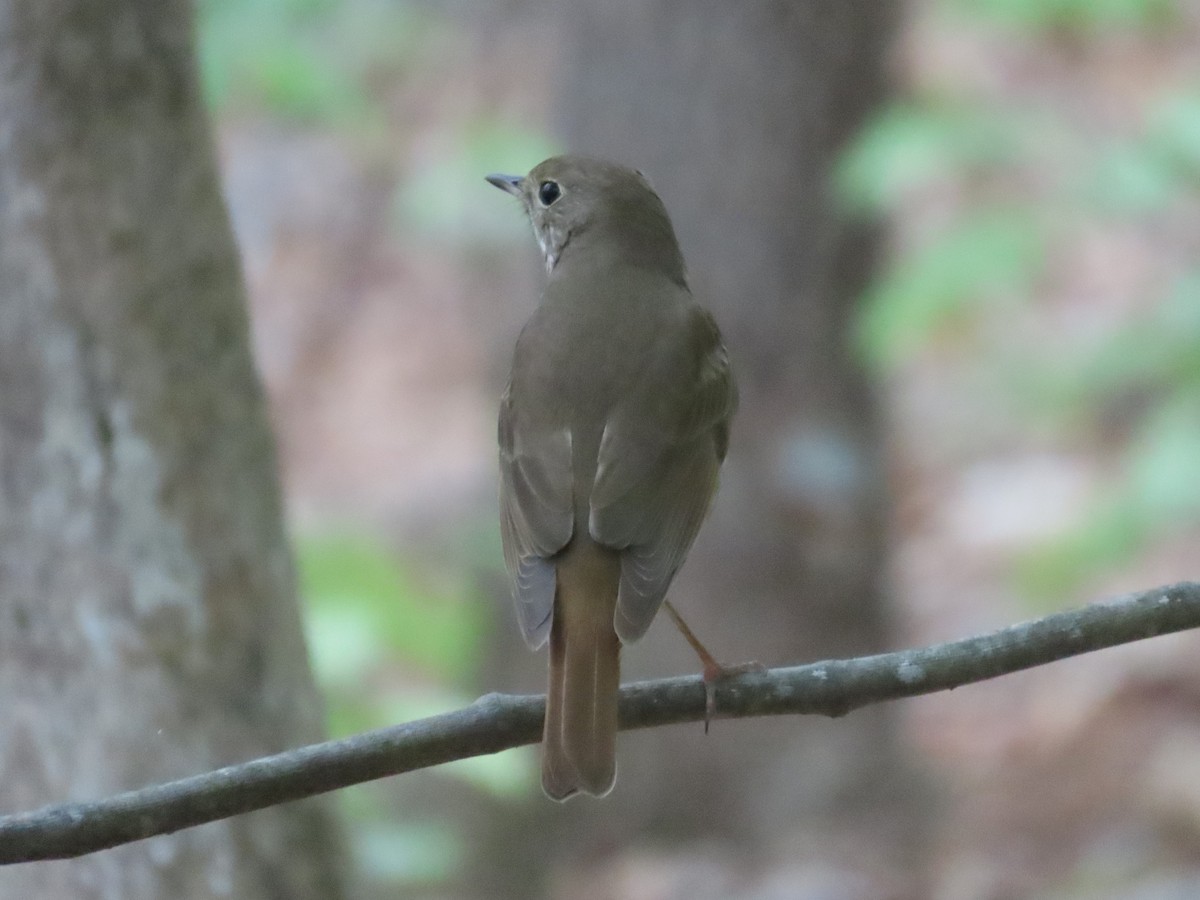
0, 2, 344, 896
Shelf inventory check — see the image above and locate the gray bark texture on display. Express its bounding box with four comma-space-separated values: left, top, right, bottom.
474, 3, 925, 889
0, 2, 345, 897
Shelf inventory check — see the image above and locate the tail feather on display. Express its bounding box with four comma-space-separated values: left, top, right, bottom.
541, 540, 620, 800
541, 611, 580, 800
559, 600, 619, 795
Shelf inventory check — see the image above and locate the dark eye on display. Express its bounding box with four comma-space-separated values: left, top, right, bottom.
537, 181, 562, 206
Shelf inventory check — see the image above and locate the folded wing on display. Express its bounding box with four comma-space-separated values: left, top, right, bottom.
498, 385, 574, 648
588, 308, 736, 643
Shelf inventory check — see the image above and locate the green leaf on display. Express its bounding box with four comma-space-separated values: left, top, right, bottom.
1086, 143, 1179, 214
1081, 90, 1200, 215
305, 603, 388, 687
395, 121, 560, 240
297, 533, 486, 684
1126, 397, 1200, 522
942, 0, 1178, 31
1018, 496, 1145, 598
1018, 394, 1200, 598
440, 748, 537, 799
837, 103, 1026, 214
352, 821, 462, 884
252, 43, 367, 121
857, 208, 1046, 366
197, 0, 431, 124
1148, 90, 1200, 176
1023, 271, 1200, 418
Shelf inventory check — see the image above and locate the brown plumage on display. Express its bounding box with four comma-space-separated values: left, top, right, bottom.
488, 156, 736, 799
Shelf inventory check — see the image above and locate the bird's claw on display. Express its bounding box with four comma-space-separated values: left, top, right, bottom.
701, 660, 766, 733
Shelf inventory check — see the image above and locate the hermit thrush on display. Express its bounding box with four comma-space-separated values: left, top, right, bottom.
487, 156, 736, 799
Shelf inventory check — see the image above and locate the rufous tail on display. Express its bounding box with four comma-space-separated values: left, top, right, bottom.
541, 540, 621, 800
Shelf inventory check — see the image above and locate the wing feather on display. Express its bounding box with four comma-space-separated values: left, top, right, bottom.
498, 385, 574, 648
589, 308, 736, 643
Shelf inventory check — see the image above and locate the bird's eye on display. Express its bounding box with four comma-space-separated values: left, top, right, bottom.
537, 181, 562, 206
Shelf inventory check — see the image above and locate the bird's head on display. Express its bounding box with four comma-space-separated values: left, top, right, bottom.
486, 155, 685, 283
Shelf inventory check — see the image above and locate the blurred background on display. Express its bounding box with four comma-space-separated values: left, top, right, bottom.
198, 0, 1200, 897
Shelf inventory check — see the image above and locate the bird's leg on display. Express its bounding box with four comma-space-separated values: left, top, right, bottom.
662, 599, 764, 732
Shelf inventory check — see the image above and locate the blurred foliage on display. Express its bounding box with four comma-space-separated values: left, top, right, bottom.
199, 0, 555, 245
944, 0, 1178, 30
198, 1, 551, 889
855, 205, 1046, 364
396, 120, 559, 240
1085, 92, 1200, 214
197, 0, 436, 125
300, 533, 484, 688
297, 532, 535, 888
837, 103, 1034, 216
839, 0, 1200, 596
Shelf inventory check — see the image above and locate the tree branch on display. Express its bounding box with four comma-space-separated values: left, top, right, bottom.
2, 581, 1197, 864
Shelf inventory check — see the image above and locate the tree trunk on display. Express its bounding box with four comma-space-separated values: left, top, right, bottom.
554, 0, 921, 852
0, 2, 344, 896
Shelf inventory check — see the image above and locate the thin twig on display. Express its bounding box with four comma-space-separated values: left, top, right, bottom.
1, 581, 1197, 864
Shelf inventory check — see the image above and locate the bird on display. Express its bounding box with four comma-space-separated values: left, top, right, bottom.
487, 155, 736, 799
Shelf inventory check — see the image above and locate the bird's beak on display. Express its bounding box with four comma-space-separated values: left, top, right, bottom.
485, 173, 524, 197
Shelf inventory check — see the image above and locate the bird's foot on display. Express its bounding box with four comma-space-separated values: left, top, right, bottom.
662, 599, 765, 732
700, 659, 766, 733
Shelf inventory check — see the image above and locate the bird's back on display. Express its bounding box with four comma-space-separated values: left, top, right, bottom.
510, 258, 693, 433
